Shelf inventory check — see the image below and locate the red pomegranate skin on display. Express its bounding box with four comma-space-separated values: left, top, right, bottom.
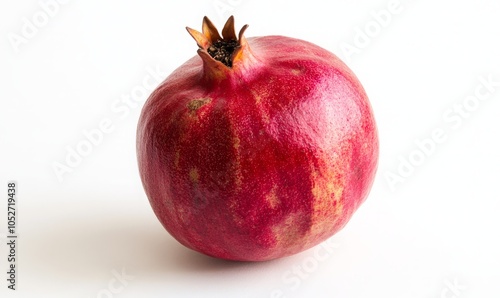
137, 17, 378, 261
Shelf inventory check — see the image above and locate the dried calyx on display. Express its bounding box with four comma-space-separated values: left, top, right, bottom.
207, 40, 238, 67
186, 16, 249, 68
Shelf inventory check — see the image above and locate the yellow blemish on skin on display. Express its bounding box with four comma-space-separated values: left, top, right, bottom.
251, 89, 262, 105
309, 160, 346, 236
272, 212, 305, 248
315, 173, 344, 214
250, 89, 271, 124
229, 200, 244, 226
291, 69, 301, 76
174, 150, 180, 168
233, 135, 241, 150
261, 110, 270, 124
189, 168, 199, 183
265, 185, 280, 208
232, 159, 243, 190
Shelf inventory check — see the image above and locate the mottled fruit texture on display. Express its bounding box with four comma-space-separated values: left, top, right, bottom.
137, 16, 378, 261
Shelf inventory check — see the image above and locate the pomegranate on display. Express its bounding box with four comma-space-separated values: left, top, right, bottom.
137, 16, 378, 261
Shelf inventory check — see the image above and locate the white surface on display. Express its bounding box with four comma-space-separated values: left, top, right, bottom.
1, 0, 500, 297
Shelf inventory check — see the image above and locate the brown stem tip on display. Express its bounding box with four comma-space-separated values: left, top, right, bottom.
186, 16, 249, 68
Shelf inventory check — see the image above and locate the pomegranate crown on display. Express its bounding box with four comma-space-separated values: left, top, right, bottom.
186, 16, 249, 68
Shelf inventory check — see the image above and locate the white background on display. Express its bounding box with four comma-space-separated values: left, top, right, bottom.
1, 0, 500, 297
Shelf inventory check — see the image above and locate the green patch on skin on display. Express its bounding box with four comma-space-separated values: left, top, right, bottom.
188, 98, 211, 111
